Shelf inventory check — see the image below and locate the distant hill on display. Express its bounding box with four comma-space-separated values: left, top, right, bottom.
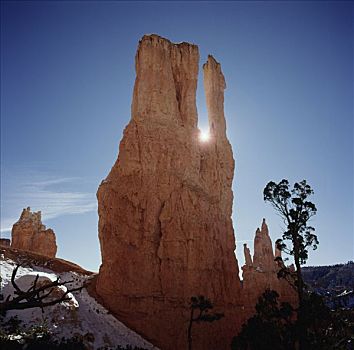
302, 261, 354, 309
302, 261, 354, 291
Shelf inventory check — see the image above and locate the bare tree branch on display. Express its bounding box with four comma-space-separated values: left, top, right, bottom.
0, 264, 84, 315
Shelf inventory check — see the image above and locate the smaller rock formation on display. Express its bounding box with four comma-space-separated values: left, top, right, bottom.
242, 219, 297, 310
11, 207, 57, 258
274, 241, 282, 259
243, 243, 252, 267
0, 238, 11, 246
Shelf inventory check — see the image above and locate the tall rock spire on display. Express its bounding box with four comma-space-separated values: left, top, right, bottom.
96, 35, 241, 350
202, 55, 235, 214
203, 55, 227, 139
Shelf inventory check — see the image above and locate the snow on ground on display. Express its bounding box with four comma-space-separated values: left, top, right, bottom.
1, 256, 158, 349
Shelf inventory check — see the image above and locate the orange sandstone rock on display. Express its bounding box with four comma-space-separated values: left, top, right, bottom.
96, 34, 243, 350
11, 207, 57, 258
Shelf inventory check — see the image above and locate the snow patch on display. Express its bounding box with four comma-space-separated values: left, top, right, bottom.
0, 259, 158, 349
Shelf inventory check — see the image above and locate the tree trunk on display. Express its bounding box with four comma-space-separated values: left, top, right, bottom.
293, 238, 305, 350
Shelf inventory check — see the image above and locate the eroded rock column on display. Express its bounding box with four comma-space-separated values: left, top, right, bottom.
96, 35, 242, 350
11, 207, 57, 258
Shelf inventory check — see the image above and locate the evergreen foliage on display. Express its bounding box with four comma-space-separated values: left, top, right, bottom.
231, 289, 354, 350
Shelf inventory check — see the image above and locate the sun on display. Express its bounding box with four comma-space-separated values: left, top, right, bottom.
199, 129, 210, 142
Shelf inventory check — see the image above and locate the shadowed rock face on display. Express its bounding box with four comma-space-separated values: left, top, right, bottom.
11, 207, 57, 258
0, 238, 11, 246
96, 34, 243, 350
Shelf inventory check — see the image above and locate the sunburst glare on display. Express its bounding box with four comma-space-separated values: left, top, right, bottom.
199, 129, 210, 142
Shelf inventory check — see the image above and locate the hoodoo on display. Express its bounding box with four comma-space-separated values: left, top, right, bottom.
11, 207, 57, 258
96, 34, 297, 350
96, 34, 243, 349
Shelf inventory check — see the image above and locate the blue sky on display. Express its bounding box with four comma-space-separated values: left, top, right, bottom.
1, 1, 353, 272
